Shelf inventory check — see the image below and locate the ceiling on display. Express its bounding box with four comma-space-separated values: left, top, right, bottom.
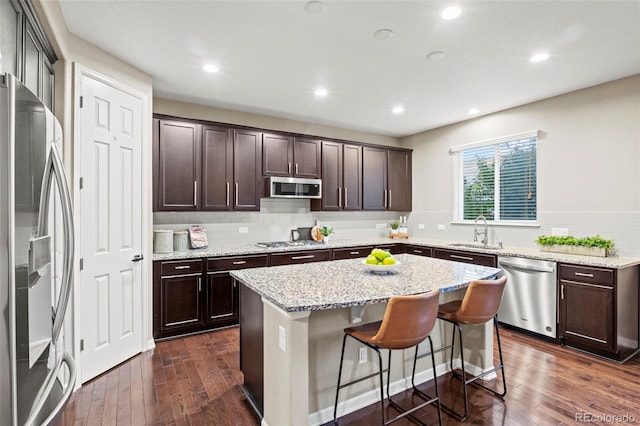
58, 1, 640, 137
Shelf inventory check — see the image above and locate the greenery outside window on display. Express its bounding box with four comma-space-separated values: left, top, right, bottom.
451, 131, 538, 223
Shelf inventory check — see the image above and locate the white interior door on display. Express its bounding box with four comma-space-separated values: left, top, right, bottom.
77, 72, 143, 382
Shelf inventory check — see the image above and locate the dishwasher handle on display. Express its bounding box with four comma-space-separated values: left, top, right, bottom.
498, 259, 555, 273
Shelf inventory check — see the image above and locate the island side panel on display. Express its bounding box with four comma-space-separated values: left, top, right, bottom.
239, 283, 265, 416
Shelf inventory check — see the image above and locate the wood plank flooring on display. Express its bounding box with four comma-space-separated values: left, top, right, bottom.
56, 326, 640, 425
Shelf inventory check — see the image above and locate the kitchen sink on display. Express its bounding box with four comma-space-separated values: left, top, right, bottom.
448, 242, 503, 250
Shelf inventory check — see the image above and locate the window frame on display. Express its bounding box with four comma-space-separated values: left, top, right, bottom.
451, 130, 540, 226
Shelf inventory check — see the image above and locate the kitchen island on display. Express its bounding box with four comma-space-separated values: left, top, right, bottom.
231, 254, 502, 426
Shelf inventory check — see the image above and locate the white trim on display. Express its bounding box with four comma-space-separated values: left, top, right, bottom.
72, 63, 152, 385
449, 130, 540, 153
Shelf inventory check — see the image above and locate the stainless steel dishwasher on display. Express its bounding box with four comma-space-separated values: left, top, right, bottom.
497, 256, 557, 338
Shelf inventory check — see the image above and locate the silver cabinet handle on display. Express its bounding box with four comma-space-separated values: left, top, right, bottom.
235, 182, 239, 206
384, 190, 387, 208
37, 143, 74, 344
561, 284, 564, 300
575, 272, 594, 278
288, 162, 292, 174
344, 187, 348, 207
349, 251, 360, 255
291, 255, 315, 260
198, 277, 202, 292
388, 189, 392, 207
226, 182, 230, 206
450, 254, 474, 261
232, 261, 247, 265
295, 163, 299, 174
174, 265, 191, 270
412, 250, 423, 254
338, 187, 342, 207
193, 181, 197, 206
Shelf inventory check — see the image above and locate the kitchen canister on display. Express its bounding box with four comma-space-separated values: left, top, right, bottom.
173, 230, 189, 252
153, 230, 174, 253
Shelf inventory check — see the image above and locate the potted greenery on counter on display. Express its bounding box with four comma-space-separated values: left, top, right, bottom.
536, 235, 614, 257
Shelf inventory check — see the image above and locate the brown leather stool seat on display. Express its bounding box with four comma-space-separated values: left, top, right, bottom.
333, 290, 442, 426
437, 276, 507, 421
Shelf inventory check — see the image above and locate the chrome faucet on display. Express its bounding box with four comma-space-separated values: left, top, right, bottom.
473, 215, 488, 247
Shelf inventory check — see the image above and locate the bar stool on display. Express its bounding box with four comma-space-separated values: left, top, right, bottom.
436, 276, 507, 421
333, 290, 442, 426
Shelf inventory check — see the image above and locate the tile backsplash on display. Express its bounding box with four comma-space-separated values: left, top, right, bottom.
154, 200, 639, 257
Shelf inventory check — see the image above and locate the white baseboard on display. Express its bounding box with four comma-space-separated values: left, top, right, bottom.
146, 338, 156, 351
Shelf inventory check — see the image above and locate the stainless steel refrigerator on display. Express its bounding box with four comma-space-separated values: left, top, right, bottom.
1, 73, 76, 425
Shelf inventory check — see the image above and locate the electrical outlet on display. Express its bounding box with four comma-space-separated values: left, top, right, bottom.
418, 224, 425, 229
437, 224, 445, 231
239, 227, 248, 234
358, 347, 367, 364
278, 325, 286, 352
552, 227, 569, 236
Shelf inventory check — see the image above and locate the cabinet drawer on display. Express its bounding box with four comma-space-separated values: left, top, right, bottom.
160, 259, 203, 276
559, 264, 614, 285
207, 254, 269, 271
333, 246, 374, 260
404, 245, 432, 257
433, 249, 496, 267
270, 249, 332, 266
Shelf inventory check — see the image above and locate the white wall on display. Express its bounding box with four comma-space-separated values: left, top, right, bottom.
402, 75, 640, 256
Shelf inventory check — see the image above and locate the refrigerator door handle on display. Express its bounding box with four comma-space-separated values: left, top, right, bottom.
24, 351, 77, 426
36, 142, 75, 344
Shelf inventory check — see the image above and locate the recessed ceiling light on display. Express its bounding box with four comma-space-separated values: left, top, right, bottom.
203, 64, 219, 73
315, 88, 328, 97
304, 1, 326, 15
427, 51, 445, 61
374, 29, 394, 40
441, 6, 461, 20
530, 52, 550, 63
392, 106, 404, 114
468, 108, 479, 115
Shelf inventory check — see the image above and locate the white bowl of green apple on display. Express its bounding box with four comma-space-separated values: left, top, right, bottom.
362, 248, 400, 274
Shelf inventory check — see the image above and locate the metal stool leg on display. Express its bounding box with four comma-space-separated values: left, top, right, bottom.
333, 334, 349, 423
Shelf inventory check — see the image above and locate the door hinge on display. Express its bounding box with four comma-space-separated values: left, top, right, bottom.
80, 258, 84, 270
80, 339, 84, 351
79, 177, 83, 189
80, 96, 83, 108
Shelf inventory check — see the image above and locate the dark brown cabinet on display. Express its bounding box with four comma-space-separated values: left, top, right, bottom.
202, 124, 233, 210
433, 248, 497, 267
558, 263, 638, 361
270, 249, 332, 266
363, 147, 412, 211
154, 119, 201, 211
153, 259, 204, 339
262, 133, 321, 178
404, 245, 432, 257
153, 117, 261, 212
313, 141, 362, 211
333, 246, 373, 260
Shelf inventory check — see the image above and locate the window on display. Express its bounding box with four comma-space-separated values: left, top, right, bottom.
452, 131, 538, 223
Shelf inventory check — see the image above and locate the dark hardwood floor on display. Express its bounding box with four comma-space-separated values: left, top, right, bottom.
56, 326, 640, 425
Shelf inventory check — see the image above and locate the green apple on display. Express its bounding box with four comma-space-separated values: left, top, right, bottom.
365, 255, 378, 265
382, 257, 396, 265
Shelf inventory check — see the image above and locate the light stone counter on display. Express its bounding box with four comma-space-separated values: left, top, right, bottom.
153, 236, 640, 269
230, 254, 502, 312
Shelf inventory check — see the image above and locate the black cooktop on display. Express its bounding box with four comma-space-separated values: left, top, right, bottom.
256, 240, 325, 248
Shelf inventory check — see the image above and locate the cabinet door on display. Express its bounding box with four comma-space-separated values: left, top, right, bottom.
206, 272, 238, 327
156, 119, 201, 210
387, 149, 412, 211
270, 249, 332, 266
319, 141, 342, 210
433, 249, 496, 267
404, 245, 432, 257
293, 137, 321, 178
333, 246, 373, 260
234, 129, 261, 210
0, 0, 19, 77
559, 279, 614, 352
343, 144, 363, 210
157, 274, 203, 334
23, 20, 41, 98
202, 124, 233, 210
262, 133, 292, 176
363, 146, 387, 210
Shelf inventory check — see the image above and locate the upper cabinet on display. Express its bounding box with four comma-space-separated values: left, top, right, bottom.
262, 133, 321, 178
1, 0, 57, 110
153, 117, 261, 212
312, 141, 362, 211
363, 146, 412, 211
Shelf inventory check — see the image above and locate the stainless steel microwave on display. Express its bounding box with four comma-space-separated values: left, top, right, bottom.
267, 177, 322, 199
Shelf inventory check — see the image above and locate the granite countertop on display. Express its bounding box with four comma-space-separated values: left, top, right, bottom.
153, 236, 640, 269
230, 254, 502, 312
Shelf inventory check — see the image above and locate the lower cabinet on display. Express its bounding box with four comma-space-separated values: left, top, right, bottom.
558, 263, 638, 361
403, 244, 432, 257
333, 246, 374, 260
433, 248, 497, 267
270, 249, 332, 266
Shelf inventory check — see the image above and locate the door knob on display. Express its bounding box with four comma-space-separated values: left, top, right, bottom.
132, 254, 144, 262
